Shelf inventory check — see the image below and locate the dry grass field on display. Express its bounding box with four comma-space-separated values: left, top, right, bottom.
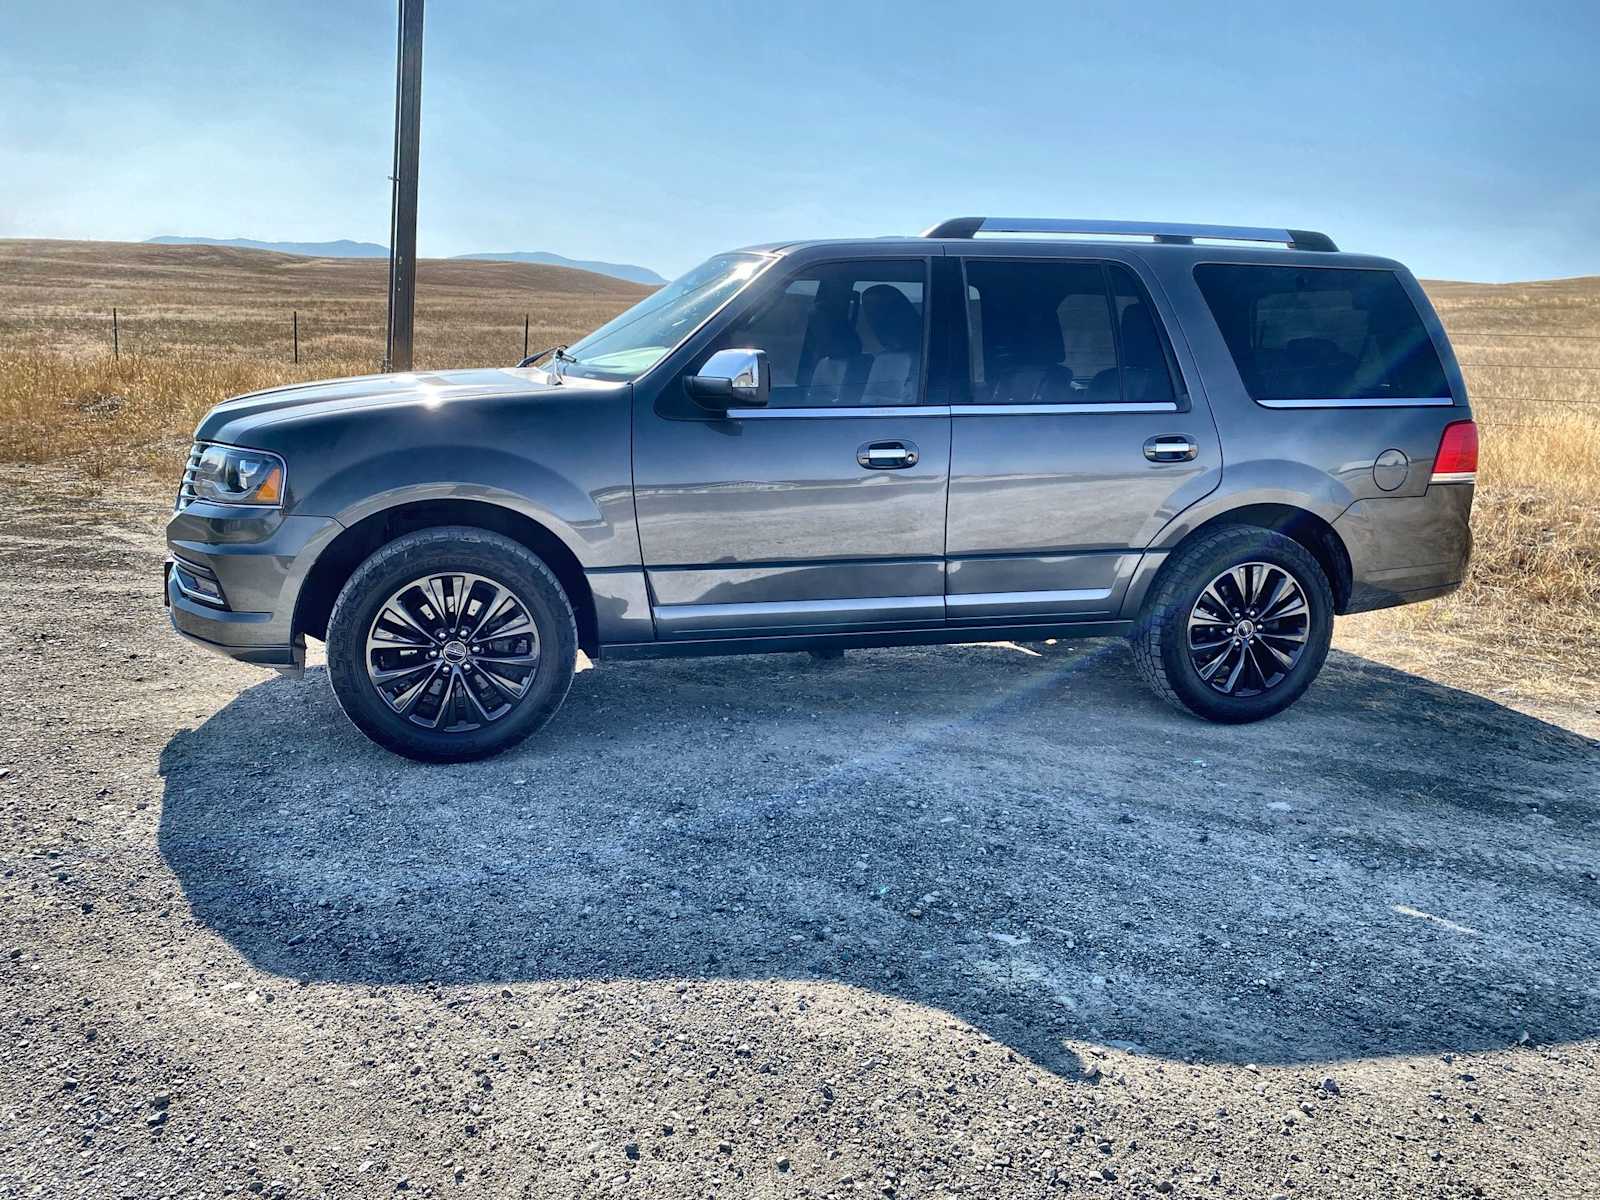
0, 239, 645, 473
1, 238, 1596, 702
1339, 275, 1600, 702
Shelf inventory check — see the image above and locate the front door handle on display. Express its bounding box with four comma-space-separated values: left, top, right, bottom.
858, 440, 919, 469
1144, 435, 1198, 463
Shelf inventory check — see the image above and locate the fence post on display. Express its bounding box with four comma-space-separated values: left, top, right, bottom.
523, 314, 529, 360
293, 310, 300, 364
112, 307, 119, 360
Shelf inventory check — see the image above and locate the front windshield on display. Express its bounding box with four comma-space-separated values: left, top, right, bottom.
553, 252, 771, 381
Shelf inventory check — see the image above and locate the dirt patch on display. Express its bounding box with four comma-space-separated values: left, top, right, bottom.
2, 475, 1597, 1198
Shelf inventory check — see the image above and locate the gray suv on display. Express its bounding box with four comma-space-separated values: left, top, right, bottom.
166, 218, 1476, 761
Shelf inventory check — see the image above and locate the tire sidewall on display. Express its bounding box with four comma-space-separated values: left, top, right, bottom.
326, 529, 576, 762
1156, 532, 1333, 723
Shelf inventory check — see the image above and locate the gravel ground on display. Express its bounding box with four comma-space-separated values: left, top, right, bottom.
2, 474, 1598, 1199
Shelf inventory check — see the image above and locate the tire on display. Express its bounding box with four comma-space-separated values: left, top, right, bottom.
325, 526, 577, 762
1131, 526, 1333, 724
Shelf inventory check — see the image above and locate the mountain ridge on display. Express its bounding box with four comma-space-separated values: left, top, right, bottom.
451, 251, 665, 286
146, 236, 665, 285
146, 235, 389, 259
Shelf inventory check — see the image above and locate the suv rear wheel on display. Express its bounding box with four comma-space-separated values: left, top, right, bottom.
326, 526, 577, 761
1132, 526, 1333, 723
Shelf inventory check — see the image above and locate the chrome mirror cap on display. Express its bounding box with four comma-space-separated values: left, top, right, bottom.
685, 348, 770, 411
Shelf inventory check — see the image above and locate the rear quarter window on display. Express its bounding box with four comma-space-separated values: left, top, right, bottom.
1193, 264, 1450, 404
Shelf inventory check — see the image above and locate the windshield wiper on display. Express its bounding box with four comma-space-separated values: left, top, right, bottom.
517, 344, 578, 382
518, 345, 578, 367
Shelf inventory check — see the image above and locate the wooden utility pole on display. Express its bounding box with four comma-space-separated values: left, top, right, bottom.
385, 0, 424, 372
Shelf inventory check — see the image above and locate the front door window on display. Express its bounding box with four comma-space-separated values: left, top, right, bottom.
711, 260, 928, 407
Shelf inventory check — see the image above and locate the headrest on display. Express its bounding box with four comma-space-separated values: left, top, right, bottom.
860, 285, 921, 352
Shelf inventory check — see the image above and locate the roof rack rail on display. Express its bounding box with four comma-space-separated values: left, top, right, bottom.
920, 217, 1338, 252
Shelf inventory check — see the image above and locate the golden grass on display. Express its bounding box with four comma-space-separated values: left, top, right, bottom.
0, 239, 646, 365
0, 351, 364, 479
1340, 277, 1600, 697
0, 238, 648, 478
1, 239, 1596, 697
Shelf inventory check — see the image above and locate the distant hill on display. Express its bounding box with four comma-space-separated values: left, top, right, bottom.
147, 235, 389, 258
1, 238, 651, 363
145, 237, 666, 285
452, 251, 666, 286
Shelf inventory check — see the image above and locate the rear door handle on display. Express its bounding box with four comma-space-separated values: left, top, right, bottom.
1144, 435, 1198, 463
858, 440, 919, 469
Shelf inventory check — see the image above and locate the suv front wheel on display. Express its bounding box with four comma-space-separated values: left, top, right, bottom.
326, 526, 578, 762
1132, 527, 1334, 723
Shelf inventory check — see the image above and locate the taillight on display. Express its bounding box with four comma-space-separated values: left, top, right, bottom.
1431, 420, 1478, 484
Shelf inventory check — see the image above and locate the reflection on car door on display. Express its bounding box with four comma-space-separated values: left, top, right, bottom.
632, 257, 953, 639
944, 257, 1219, 622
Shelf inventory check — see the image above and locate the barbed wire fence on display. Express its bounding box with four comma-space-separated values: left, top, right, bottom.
94, 307, 539, 366
87, 310, 1600, 428
1453, 328, 1600, 428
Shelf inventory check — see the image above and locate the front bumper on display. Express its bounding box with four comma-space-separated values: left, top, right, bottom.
164, 503, 343, 677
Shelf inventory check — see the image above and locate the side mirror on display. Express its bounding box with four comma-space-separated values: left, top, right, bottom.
684, 348, 769, 412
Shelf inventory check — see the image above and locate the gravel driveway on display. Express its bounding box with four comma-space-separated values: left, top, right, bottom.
3, 478, 1597, 1198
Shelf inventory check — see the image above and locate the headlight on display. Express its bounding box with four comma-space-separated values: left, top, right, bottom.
182, 443, 286, 507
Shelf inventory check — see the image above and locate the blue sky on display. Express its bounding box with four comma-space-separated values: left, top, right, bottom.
2, 0, 1597, 282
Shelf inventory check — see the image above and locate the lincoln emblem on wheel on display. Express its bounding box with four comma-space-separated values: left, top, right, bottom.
1187, 563, 1309, 697
165, 217, 1475, 760
365, 572, 542, 732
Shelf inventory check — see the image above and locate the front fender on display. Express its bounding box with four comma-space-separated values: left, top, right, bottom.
303, 444, 637, 569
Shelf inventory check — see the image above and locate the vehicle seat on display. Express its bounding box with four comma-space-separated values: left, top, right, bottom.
985, 308, 1073, 404
805, 312, 869, 404
1085, 367, 1120, 403
859, 285, 922, 404
1118, 301, 1175, 403
1081, 302, 1174, 404
1265, 336, 1355, 398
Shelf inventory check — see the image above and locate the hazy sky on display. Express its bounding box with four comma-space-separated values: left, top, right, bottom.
3, 1, 1597, 282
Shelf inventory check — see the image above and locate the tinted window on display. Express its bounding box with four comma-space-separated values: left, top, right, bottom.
961, 260, 1176, 405
713, 260, 926, 407
1193, 264, 1450, 402
1110, 264, 1179, 404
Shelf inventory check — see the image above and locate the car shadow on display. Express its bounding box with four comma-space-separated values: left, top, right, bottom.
157, 641, 1600, 1078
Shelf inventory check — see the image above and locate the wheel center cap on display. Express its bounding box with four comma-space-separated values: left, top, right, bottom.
1236, 619, 1257, 637
441, 639, 469, 664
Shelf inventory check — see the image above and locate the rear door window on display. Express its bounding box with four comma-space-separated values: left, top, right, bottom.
1193, 264, 1449, 403
961, 260, 1178, 406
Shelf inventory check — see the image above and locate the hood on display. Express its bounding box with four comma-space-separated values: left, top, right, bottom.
194, 367, 621, 444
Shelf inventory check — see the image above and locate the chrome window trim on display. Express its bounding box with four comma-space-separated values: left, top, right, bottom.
727, 405, 951, 420
953, 402, 1179, 416
1255, 396, 1455, 409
